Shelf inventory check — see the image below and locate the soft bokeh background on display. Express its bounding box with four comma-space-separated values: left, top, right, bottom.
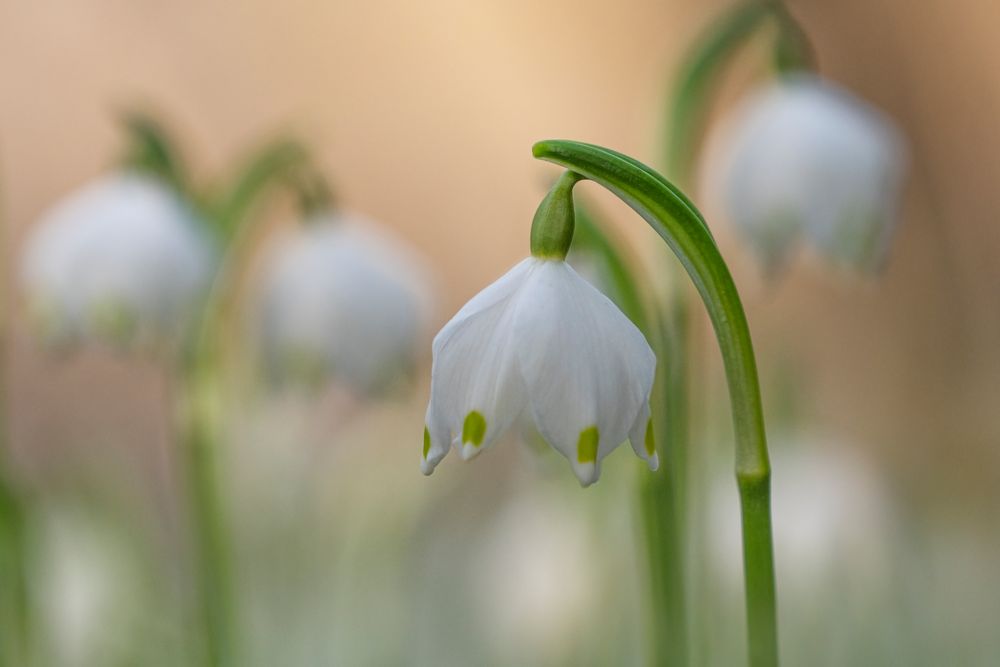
2, 0, 999, 664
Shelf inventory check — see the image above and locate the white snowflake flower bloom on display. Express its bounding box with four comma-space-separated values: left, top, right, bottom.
422, 257, 657, 487
257, 212, 432, 394
422, 173, 657, 487
705, 74, 907, 273
20, 172, 213, 347
35, 507, 144, 667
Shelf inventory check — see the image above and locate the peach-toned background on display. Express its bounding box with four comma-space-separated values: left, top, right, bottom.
1, 0, 998, 513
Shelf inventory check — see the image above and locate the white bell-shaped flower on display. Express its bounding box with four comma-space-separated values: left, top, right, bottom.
705, 74, 906, 273
256, 212, 432, 394
422, 256, 657, 487
20, 172, 213, 347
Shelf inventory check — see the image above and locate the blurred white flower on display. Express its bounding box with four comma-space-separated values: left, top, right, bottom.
32, 508, 143, 667
705, 74, 906, 273
20, 172, 213, 347
422, 257, 657, 487
256, 212, 432, 394
474, 493, 596, 662
708, 440, 894, 596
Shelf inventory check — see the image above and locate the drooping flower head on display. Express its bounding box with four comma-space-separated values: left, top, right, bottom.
257, 212, 432, 394
706, 74, 907, 273
20, 172, 214, 347
422, 173, 657, 486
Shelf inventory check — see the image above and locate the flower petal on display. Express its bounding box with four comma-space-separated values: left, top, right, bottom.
513, 261, 655, 486
422, 259, 537, 473
628, 402, 658, 471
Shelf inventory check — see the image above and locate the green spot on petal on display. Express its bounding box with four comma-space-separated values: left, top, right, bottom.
645, 418, 656, 456
423, 427, 431, 458
462, 411, 487, 447
577, 426, 599, 463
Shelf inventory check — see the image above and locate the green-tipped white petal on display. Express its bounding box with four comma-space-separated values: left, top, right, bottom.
422, 258, 536, 474
628, 402, 658, 472
424, 257, 656, 486
513, 261, 655, 486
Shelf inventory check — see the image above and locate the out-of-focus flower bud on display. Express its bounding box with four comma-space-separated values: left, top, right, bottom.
705, 74, 907, 273
20, 172, 213, 348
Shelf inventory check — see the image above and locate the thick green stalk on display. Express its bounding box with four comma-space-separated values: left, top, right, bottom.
534, 140, 778, 667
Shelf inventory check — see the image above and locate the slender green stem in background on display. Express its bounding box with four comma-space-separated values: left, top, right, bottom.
121, 111, 192, 197
180, 338, 233, 667
574, 204, 689, 666
770, 3, 815, 74
0, 184, 30, 667
120, 117, 321, 666
572, 204, 649, 331
0, 469, 30, 667
666, 0, 815, 182
117, 114, 235, 666
534, 140, 778, 667
209, 140, 321, 240
666, 1, 774, 181
174, 134, 322, 666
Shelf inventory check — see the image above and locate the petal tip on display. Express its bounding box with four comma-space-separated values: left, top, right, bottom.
460, 442, 483, 461
647, 452, 660, 472
572, 461, 600, 488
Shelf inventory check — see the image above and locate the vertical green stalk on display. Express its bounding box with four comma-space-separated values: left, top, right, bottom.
180, 339, 234, 667
0, 183, 30, 667
0, 469, 30, 667
121, 112, 237, 667
534, 140, 779, 667
177, 135, 321, 666
644, 294, 692, 662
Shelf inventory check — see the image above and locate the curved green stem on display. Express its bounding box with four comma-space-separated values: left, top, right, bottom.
534, 140, 777, 667
209, 140, 315, 240
666, 1, 775, 181
120, 111, 193, 199
770, 4, 815, 74
666, 0, 815, 183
